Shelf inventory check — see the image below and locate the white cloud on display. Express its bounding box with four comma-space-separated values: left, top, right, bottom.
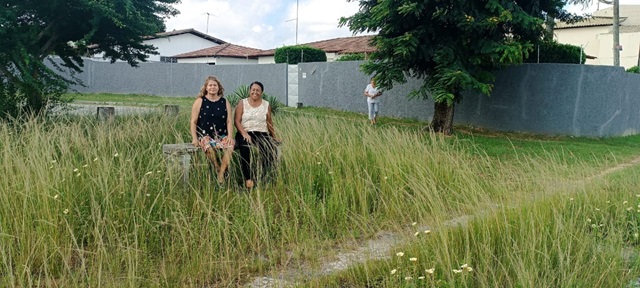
164, 0, 372, 49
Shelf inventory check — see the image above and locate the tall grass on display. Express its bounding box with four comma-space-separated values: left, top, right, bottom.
1, 111, 639, 287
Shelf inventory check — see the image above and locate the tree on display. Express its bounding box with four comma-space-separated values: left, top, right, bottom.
0, 0, 179, 117
340, 0, 570, 134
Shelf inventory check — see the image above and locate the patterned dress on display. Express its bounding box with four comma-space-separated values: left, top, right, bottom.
196, 96, 228, 139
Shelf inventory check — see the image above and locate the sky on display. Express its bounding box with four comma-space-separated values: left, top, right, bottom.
164, 0, 640, 50
163, 0, 369, 50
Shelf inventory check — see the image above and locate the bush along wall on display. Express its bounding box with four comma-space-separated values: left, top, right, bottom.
524, 41, 585, 64
274, 45, 327, 64
627, 66, 640, 74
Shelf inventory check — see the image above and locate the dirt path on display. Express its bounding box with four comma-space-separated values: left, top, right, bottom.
244, 155, 640, 288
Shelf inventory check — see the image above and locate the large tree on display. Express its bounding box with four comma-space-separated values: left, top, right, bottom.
340, 0, 571, 134
0, 0, 179, 117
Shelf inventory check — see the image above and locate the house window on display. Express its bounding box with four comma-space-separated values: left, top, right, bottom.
160, 56, 177, 63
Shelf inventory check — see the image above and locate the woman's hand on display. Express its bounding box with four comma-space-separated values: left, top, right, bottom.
192, 138, 199, 147
242, 133, 252, 144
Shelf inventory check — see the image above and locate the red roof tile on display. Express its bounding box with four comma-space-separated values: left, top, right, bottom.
256, 35, 376, 56
173, 43, 263, 59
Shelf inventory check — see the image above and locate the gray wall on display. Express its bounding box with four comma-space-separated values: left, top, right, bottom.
297, 61, 640, 137
63, 59, 288, 104
57, 58, 640, 137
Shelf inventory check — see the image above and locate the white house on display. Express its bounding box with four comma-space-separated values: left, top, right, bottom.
171, 35, 376, 64
554, 5, 640, 68
173, 43, 262, 65
89, 28, 227, 63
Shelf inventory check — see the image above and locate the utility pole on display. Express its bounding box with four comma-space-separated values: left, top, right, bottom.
285, 0, 299, 45
613, 0, 620, 66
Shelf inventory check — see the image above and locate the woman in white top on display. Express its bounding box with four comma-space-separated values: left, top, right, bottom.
364, 77, 383, 125
234, 81, 279, 189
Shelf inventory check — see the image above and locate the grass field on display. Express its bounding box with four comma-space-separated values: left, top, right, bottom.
1, 93, 640, 287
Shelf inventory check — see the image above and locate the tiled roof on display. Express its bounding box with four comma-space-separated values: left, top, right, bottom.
555, 16, 626, 29
146, 28, 227, 45
256, 35, 376, 56
173, 43, 263, 59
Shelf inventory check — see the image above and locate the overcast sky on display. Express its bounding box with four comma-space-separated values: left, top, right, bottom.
163, 0, 640, 50
163, 0, 370, 50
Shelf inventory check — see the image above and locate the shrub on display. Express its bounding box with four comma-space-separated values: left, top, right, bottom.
229, 85, 283, 114
524, 41, 585, 64
336, 53, 366, 61
0, 80, 22, 120
626, 66, 640, 74
274, 45, 327, 64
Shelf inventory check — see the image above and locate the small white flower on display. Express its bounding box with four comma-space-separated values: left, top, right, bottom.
424, 230, 431, 234
627, 207, 633, 211
409, 257, 417, 261
586, 218, 591, 223
146, 193, 150, 197
634, 233, 639, 239
145, 171, 153, 175
76, 173, 81, 177
624, 201, 629, 205
384, 176, 388, 180
591, 224, 597, 228
404, 276, 413, 280
82, 164, 88, 168
50, 160, 57, 163
425, 268, 435, 274
453, 269, 463, 273
569, 198, 574, 201
464, 266, 474, 272
329, 171, 333, 174
461, 264, 469, 268
418, 276, 425, 280
390, 269, 397, 275
54, 194, 59, 200
317, 162, 321, 165
414, 231, 420, 237
412, 222, 417, 226
156, 170, 161, 173
595, 208, 600, 211
63, 209, 69, 214
93, 157, 99, 161
73, 168, 79, 172
396, 252, 404, 257
113, 152, 119, 157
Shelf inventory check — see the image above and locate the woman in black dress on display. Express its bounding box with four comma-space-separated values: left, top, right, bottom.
190, 76, 235, 184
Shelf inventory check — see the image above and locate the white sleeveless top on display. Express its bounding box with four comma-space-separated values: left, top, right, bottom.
241, 98, 269, 132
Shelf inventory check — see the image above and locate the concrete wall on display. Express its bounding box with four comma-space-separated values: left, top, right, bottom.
58, 58, 640, 137
65, 59, 288, 104
297, 61, 640, 137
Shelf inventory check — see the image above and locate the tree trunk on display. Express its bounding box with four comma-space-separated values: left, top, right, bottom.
430, 101, 455, 135
544, 14, 555, 42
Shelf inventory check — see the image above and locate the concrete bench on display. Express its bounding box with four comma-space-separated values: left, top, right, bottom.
162, 143, 200, 188
163, 141, 283, 189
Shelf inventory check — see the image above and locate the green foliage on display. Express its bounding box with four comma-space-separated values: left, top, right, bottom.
524, 41, 585, 64
0, 0, 179, 118
627, 66, 640, 74
336, 53, 366, 61
229, 85, 283, 114
274, 45, 327, 64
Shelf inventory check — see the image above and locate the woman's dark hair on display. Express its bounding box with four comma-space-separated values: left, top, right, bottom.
249, 81, 264, 92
